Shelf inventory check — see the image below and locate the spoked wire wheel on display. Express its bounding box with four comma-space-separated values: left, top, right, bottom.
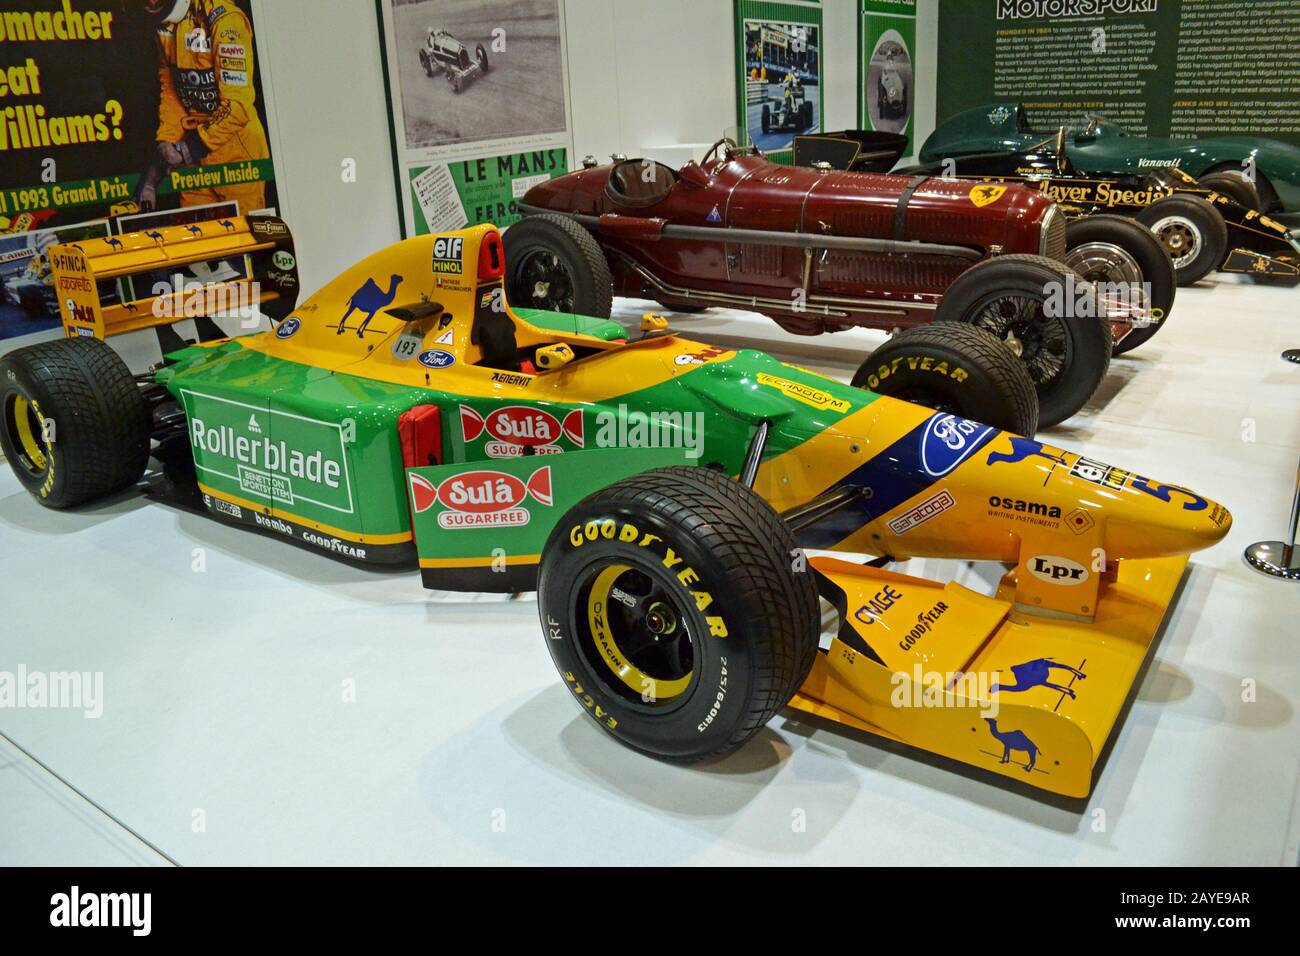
966, 291, 1070, 389
511, 248, 575, 312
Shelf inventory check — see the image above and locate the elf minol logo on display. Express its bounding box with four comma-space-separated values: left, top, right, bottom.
431, 235, 464, 274
50, 886, 151, 936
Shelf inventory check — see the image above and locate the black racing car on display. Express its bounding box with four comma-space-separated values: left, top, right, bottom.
418, 28, 490, 93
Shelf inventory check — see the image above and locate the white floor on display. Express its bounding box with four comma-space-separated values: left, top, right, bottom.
2, 274, 1299, 866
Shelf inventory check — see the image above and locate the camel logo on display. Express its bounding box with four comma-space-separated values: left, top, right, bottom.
968, 184, 1007, 208
337, 274, 403, 336
431, 235, 464, 274
460, 405, 583, 458
983, 718, 1039, 773
986, 435, 1067, 468
410, 466, 552, 529
991, 657, 1087, 700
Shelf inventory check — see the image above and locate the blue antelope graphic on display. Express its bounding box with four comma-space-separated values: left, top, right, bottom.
337, 274, 403, 336
991, 657, 1087, 699
984, 718, 1039, 772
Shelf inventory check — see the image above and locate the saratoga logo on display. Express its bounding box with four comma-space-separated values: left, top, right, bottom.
460, 405, 583, 458
410, 466, 553, 529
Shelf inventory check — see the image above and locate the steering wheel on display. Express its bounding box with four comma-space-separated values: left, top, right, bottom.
703, 138, 740, 165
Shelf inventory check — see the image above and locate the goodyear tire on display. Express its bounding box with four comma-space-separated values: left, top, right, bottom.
503, 213, 613, 317
1064, 214, 1175, 356
1137, 194, 1227, 286
0, 337, 149, 508
853, 324, 1038, 436
934, 254, 1112, 428
537, 466, 820, 761
1198, 169, 1260, 211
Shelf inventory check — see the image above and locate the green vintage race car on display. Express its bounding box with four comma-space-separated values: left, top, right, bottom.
0, 217, 1232, 797
922, 104, 1300, 213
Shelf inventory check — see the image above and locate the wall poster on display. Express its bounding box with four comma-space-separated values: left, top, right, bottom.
376, 0, 575, 237
733, 0, 824, 161
0, 0, 278, 339
859, 0, 916, 155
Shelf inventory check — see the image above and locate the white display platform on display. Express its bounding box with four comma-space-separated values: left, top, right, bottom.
1, 276, 1298, 865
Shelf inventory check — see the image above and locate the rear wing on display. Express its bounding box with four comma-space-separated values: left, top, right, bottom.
46, 214, 300, 343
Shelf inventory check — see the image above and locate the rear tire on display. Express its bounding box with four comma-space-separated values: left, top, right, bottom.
1065, 214, 1176, 356
503, 213, 613, 317
0, 337, 149, 508
1198, 168, 1260, 211
934, 254, 1112, 428
1137, 194, 1227, 286
853, 324, 1039, 436
537, 466, 820, 760
419, 49, 433, 77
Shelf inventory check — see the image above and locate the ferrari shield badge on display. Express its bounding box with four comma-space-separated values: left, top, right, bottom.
968, 184, 1007, 207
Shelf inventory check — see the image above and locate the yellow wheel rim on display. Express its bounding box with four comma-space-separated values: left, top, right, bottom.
587, 564, 693, 702
8, 393, 48, 473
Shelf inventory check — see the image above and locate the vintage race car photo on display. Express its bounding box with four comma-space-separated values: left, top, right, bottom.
3, 254, 57, 316
922, 103, 1300, 213
875, 43, 908, 122
0, 217, 1231, 799
509, 139, 1163, 427
418, 27, 490, 93
800, 128, 1300, 287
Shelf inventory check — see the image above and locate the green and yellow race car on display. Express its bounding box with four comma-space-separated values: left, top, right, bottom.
0, 217, 1231, 798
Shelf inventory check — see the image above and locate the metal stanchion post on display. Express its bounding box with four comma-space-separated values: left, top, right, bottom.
1244, 456, 1300, 580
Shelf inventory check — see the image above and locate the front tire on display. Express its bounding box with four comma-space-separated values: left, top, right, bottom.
1064, 214, 1176, 356
503, 213, 613, 317
0, 337, 149, 508
476, 43, 490, 73
537, 467, 820, 761
1137, 194, 1227, 286
934, 254, 1112, 428
853, 324, 1039, 435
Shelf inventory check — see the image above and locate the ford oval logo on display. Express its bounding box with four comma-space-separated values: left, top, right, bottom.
418, 348, 456, 369
919, 413, 993, 477
275, 316, 301, 339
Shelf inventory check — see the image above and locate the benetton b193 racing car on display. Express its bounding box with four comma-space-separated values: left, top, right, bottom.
0, 218, 1231, 798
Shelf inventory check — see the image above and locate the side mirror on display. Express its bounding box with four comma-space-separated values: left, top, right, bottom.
678, 162, 710, 188
534, 342, 574, 371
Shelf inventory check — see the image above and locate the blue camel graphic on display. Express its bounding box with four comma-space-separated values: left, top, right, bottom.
105, 237, 123, 250
984, 718, 1039, 772
991, 657, 1087, 699
146, 230, 164, 243
338, 274, 403, 336
185, 224, 203, 237
219, 219, 235, 233
987, 436, 1067, 468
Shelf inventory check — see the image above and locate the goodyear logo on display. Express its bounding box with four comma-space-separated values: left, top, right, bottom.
432, 236, 464, 274
755, 373, 850, 413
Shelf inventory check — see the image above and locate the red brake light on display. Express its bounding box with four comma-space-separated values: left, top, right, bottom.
478, 230, 504, 281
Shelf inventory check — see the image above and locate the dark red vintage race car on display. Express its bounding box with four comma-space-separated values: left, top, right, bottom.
507, 138, 1146, 427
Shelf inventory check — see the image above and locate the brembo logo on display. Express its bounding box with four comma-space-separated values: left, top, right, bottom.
410, 467, 552, 529
460, 405, 583, 458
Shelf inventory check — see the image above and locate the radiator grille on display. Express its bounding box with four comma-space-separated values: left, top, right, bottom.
1040, 206, 1067, 262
